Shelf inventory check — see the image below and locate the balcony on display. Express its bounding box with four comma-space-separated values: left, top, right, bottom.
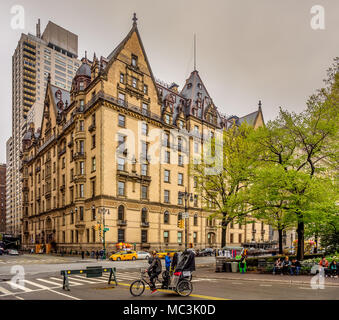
75, 221, 85, 229
141, 222, 149, 228
73, 152, 86, 160
117, 220, 127, 226
74, 174, 86, 183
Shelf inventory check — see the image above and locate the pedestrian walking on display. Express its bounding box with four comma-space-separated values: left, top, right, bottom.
239, 254, 247, 274
81, 251, 84, 260
165, 252, 171, 272
96, 250, 99, 260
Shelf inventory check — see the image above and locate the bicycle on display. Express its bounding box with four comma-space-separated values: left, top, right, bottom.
129, 268, 163, 296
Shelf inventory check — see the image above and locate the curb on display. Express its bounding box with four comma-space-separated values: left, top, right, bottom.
196, 274, 339, 287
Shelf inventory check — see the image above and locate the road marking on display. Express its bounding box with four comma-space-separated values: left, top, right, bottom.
37, 278, 63, 287
24, 280, 52, 290
6, 281, 33, 293
46, 289, 82, 300
69, 276, 100, 284
49, 277, 82, 286
260, 284, 272, 287
0, 286, 13, 295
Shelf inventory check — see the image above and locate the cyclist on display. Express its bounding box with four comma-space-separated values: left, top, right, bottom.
147, 251, 162, 293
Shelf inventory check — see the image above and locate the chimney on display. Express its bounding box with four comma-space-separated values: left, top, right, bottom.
36, 19, 41, 38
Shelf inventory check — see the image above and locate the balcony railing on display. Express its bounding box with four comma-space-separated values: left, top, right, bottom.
73, 152, 86, 160
38, 135, 55, 154
117, 220, 127, 226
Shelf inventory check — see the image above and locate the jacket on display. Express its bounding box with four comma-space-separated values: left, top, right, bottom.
165, 255, 171, 267
148, 256, 162, 274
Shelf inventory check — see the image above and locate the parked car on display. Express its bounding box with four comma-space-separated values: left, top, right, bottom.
199, 248, 214, 256
7, 249, 19, 255
109, 251, 137, 261
136, 251, 150, 260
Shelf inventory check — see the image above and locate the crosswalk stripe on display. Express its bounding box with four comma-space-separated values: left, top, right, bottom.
49, 277, 82, 286
24, 280, 52, 290
0, 286, 13, 295
69, 276, 99, 284
37, 278, 63, 287
6, 281, 33, 292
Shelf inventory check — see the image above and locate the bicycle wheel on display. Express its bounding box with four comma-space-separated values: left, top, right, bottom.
130, 280, 145, 296
176, 279, 193, 297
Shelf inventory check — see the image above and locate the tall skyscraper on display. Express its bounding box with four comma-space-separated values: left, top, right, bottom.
5, 138, 13, 234
6, 20, 80, 237
0, 164, 6, 233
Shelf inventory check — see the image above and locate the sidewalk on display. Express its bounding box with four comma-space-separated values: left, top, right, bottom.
196, 268, 339, 287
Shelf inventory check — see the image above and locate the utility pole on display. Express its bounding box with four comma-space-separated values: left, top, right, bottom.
179, 189, 193, 250
99, 207, 109, 259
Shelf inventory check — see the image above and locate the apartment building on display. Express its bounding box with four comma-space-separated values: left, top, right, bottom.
20, 16, 268, 252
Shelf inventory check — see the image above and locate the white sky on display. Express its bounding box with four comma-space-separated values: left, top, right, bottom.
0, 0, 338, 163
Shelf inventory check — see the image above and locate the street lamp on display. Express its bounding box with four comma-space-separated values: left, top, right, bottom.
178, 188, 193, 249
98, 207, 110, 259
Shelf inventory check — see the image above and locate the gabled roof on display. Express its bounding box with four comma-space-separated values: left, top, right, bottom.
50, 84, 70, 113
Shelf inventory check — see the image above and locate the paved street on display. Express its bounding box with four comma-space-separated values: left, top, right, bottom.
0, 254, 338, 300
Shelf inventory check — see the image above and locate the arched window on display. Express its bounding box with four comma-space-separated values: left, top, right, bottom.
164, 211, 169, 224
118, 205, 124, 221
141, 208, 147, 223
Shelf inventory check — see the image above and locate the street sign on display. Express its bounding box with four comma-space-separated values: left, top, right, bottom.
104, 228, 109, 232
182, 212, 189, 219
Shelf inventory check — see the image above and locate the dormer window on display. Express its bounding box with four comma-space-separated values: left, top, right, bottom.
198, 83, 202, 89
197, 92, 202, 98
131, 54, 138, 67
143, 84, 148, 94
79, 81, 84, 90
187, 83, 192, 89
165, 114, 170, 124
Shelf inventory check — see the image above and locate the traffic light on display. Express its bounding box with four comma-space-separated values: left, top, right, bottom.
178, 219, 184, 229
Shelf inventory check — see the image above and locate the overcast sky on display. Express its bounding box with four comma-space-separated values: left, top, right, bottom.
0, 0, 338, 163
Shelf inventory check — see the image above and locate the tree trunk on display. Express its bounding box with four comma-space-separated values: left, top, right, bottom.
314, 233, 318, 253
297, 221, 305, 261
221, 213, 228, 248
278, 228, 283, 254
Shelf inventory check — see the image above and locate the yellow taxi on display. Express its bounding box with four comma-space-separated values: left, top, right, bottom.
157, 249, 177, 259
109, 250, 138, 261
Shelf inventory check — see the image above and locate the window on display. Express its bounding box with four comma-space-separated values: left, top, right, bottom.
193, 232, 197, 244
178, 192, 183, 205
120, 73, 124, 83
178, 137, 183, 152
92, 135, 96, 148
118, 114, 125, 127
79, 81, 84, 90
131, 55, 137, 67
164, 231, 169, 243
164, 151, 170, 164
92, 113, 96, 126
141, 230, 148, 243
141, 208, 147, 223
92, 229, 96, 242
118, 157, 125, 171
178, 120, 184, 130
80, 161, 85, 175
92, 157, 96, 172
118, 93, 125, 103
71, 230, 74, 243
117, 134, 126, 152
178, 173, 184, 186
164, 170, 170, 183
92, 207, 96, 221
118, 205, 124, 221
70, 211, 74, 224
79, 184, 84, 198
142, 103, 148, 115
177, 232, 183, 244
164, 190, 170, 203
163, 132, 170, 147
86, 229, 90, 243
194, 142, 199, 153
194, 125, 199, 134
230, 234, 234, 243
165, 114, 170, 124
132, 77, 137, 88
194, 195, 198, 207
164, 211, 169, 224
141, 122, 148, 135
143, 84, 148, 94
238, 234, 242, 244
118, 181, 125, 196
118, 229, 125, 243
79, 206, 84, 221
194, 214, 198, 226
91, 180, 96, 197
178, 154, 183, 166
79, 120, 84, 131
62, 213, 65, 226
79, 99, 84, 111
141, 185, 148, 199
141, 163, 148, 176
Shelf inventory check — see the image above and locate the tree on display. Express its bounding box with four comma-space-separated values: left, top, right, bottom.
190, 123, 259, 248
248, 166, 296, 254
